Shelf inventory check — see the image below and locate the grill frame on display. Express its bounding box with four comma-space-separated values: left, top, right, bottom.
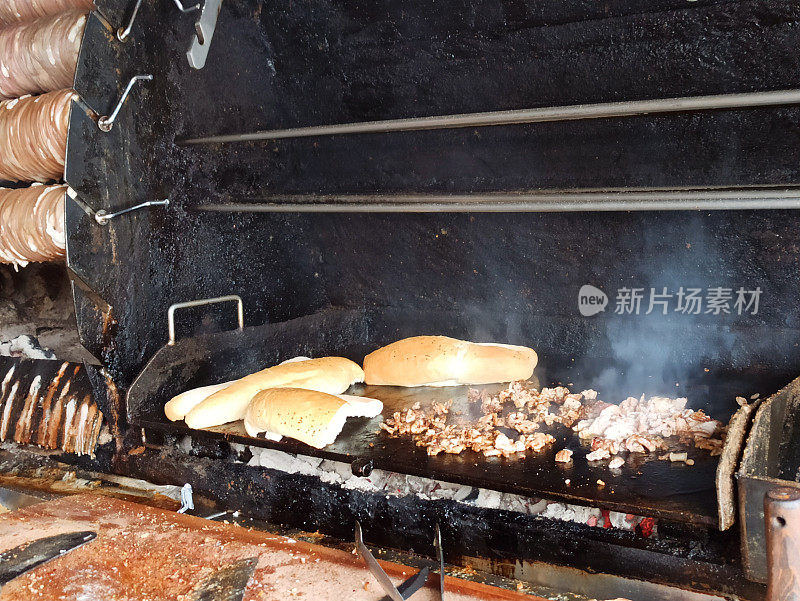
55, 1, 800, 595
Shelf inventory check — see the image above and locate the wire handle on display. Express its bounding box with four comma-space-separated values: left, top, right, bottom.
167, 295, 244, 345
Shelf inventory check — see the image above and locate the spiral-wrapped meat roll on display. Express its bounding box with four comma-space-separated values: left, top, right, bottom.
0, 183, 66, 267
0, 89, 75, 182
0, 0, 93, 26
0, 11, 87, 100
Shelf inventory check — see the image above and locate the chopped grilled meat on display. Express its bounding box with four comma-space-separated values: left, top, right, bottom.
555, 449, 573, 463
380, 381, 726, 464
586, 448, 611, 462
506, 412, 539, 434
481, 391, 504, 414
608, 456, 625, 469
576, 395, 723, 459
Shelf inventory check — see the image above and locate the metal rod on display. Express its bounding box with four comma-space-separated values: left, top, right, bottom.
180, 89, 800, 145
173, 0, 201, 12
355, 521, 429, 601
355, 522, 405, 601
95, 199, 170, 225
193, 188, 800, 213
116, 0, 144, 41
167, 294, 244, 345
435, 524, 445, 600
117, 0, 199, 41
98, 75, 153, 132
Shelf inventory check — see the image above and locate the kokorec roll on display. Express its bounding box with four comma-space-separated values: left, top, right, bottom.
0, 183, 66, 267
0, 0, 93, 26
0, 89, 75, 182
0, 11, 87, 100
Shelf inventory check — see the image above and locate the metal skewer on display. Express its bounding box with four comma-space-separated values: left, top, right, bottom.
193, 188, 800, 214
180, 88, 800, 145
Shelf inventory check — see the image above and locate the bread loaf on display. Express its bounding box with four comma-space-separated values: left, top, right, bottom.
363, 336, 537, 386
184, 356, 364, 429
243, 388, 383, 448
164, 381, 233, 422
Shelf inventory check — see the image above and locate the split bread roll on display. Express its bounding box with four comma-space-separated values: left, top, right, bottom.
184, 357, 364, 429
363, 336, 537, 387
164, 381, 233, 422
244, 388, 383, 448
164, 357, 313, 422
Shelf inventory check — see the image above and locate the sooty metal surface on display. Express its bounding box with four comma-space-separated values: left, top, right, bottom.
738, 376, 800, 583
128, 307, 776, 526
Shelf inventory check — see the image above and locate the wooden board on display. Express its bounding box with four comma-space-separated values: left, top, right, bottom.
0, 494, 538, 601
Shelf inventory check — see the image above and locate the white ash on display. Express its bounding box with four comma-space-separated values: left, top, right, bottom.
0, 334, 55, 359
229, 444, 654, 534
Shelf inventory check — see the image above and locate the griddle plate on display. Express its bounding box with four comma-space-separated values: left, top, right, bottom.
138, 380, 726, 525
129, 309, 781, 528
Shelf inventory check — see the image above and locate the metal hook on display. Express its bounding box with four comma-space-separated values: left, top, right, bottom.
118, 0, 202, 41
116, 0, 143, 41
95, 199, 170, 225
98, 75, 153, 132
173, 0, 201, 12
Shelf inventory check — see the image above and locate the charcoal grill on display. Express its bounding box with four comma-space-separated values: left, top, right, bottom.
4, 0, 800, 599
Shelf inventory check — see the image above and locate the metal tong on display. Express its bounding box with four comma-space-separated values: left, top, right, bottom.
355, 521, 446, 600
